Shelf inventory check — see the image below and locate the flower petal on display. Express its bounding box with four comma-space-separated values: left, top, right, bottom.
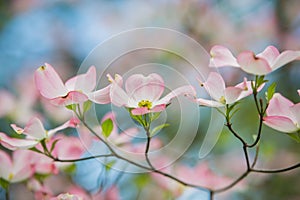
65, 66, 96, 93
155, 85, 196, 105
125, 73, 164, 102
0, 132, 38, 150
88, 85, 111, 104
263, 116, 298, 133
266, 93, 294, 119
131, 107, 151, 115
110, 83, 129, 107
194, 98, 224, 107
202, 72, 225, 101
0, 149, 12, 180
23, 117, 47, 140
257, 45, 280, 65
271, 50, 300, 71
237, 51, 272, 75
209, 45, 239, 67
34, 63, 68, 99
48, 117, 80, 138
224, 87, 243, 104
290, 103, 300, 127
235, 78, 255, 101
50, 91, 89, 106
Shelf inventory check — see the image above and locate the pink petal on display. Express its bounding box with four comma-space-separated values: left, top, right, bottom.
125, 73, 164, 102
237, 51, 272, 75
209, 45, 239, 67
11, 124, 24, 134
131, 107, 151, 115
272, 50, 300, 71
110, 83, 129, 107
50, 91, 89, 106
0, 150, 12, 180
290, 103, 300, 127
266, 93, 294, 119
155, 85, 196, 105
202, 72, 225, 101
151, 104, 166, 113
298, 89, 300, 96
257, 45, 280, 65
47, 118, 79, 138
23, 117, 47, 140
88, 84, 111, 104
263, 116, 298, 133
34, 63, 68, 99
0, 90, 15, 117
0, 132, 39, 150
65, 66, 96, 93
235, 78, 255, 101
11, 150, 34, 183
195, 98, 224, 107
224, 87, 243, 104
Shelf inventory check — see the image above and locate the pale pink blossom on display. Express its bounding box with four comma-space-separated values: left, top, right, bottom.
176, 163, 232, 189
0, 150, 34, 183
0, 117, 79, 150
209, 45, 300, 75
108, 73, 196, 115
35, 63, 111, 106
194, 72, 254, 107
264, 93, 300, 133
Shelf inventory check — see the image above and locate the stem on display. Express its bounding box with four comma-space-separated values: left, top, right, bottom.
144, 127, 155, 169
251, 145, 260, 168
53, 154, 114, 162
252, 162, 300, 173
5, 186, 9, 200
214, 170, 250, 193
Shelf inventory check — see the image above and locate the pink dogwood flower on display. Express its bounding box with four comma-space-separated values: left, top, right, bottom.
0, 117, 79, 150
108, 73, 196, 115
0, 150, 34, 183
35, 63, 111, 106
209, 45, 300, 75
195, 72, 254, 107
264, 93, 300, 133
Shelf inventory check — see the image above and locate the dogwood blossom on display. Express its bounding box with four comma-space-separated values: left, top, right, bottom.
0, 150, 33, 183
194, 72, 254, 107
264, 93, 300, 133
108, 73, 196, 115
35, 63, 111, 106
0, 117, 79, 150
209, 45, 300, 75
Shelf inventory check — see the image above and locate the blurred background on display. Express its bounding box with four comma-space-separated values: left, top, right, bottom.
0, 0, 299, 199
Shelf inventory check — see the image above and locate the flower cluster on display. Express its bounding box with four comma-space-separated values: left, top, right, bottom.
0, 44, 299, 199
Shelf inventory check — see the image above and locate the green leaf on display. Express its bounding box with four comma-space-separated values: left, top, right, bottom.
288, 132, 300, 143
65, 104, 77, 112
83, 100, 92, 113
265, 82, 277, 102
34, 173, 50, 182
256, 75, 268, 88
50, 139, 60, 153
105, 160, 116, 171
150, 112, 161, 122
63, 164, 77, 174
134, 173, 150, 188
0, 178, 9, 190
29, 147, 44, 155
101, 118, 114, 138
150, 123, 170, 137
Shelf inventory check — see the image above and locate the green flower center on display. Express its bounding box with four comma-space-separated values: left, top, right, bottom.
138, 100, 152, 109
219, 96, 226, 104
